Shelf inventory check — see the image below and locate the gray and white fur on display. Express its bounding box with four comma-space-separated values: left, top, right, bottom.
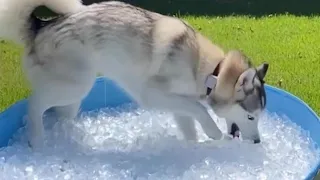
0, 0, 269, 150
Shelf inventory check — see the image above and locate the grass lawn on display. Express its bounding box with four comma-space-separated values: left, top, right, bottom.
1, 15, 319, 114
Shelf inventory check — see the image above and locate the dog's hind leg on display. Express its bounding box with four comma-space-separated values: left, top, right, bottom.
27, 87, 81, 150
27, 79, 94, 151
25, 62, 96, 151
174, 115, 197, 141
27, 92, 52, 151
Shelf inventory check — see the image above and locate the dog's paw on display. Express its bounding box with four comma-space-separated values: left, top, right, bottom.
28, 140, 45, 152
27, 133, 45, 152
26, 121, 45, 152
186, 138, 199, 145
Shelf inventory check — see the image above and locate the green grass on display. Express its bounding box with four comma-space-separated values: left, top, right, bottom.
0, 15, 319, 116
0, 42, 30, 111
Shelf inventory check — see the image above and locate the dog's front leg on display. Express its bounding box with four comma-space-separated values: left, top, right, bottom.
140, 84, 228, 141
174, 115, 197, 141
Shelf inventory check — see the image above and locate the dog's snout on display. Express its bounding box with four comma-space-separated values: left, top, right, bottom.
253, 139, 261, 144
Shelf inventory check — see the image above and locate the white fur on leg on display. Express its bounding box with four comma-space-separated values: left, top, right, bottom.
23, 44, 96, 151
195, 110, 224, 140
26, 78, 94, 151
54, 101, 81, 121
140, 82, 224, 141
27, 94, 50, 151
174, 115, 197, 142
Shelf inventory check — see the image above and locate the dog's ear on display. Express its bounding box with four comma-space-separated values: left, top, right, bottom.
238, 68, 256, 88
256, 62, 269, 80
234, 68, 256, 100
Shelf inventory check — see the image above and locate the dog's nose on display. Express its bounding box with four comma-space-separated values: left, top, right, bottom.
253, 139, 261, 144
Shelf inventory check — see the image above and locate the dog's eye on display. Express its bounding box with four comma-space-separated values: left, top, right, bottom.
247, 115, 255, 120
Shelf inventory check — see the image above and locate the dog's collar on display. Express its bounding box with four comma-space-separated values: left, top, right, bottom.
205, 60, 222, 96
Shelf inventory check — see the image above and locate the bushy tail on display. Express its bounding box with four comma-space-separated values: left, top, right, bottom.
42, 0, 85, 14
0, 0, 84, 43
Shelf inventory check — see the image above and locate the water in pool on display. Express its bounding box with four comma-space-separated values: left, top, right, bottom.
0, 104, 319, 180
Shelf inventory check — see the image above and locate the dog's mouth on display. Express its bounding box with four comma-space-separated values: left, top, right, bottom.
230, 123, 240, 138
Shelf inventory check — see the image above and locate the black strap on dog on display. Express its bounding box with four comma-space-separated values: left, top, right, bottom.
205, 61, 222, 96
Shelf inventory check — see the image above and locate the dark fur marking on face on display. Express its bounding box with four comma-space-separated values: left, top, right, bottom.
236, 65, 267, 113
258, 83, 266, 108
255, 69, 267, 108
237, 82, 266, 113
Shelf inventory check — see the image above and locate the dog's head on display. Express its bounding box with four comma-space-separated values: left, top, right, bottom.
205, 50, 269, 143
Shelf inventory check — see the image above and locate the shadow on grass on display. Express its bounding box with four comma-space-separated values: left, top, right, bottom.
34, 0, 320, 18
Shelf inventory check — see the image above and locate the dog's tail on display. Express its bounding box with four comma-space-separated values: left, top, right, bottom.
40, 0, 84, 14
0, 0, 84, 43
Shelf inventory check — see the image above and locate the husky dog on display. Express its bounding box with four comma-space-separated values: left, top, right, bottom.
0, 0, 269, 150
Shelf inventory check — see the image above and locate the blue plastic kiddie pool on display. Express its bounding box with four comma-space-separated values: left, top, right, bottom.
0, 77, 319, 179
